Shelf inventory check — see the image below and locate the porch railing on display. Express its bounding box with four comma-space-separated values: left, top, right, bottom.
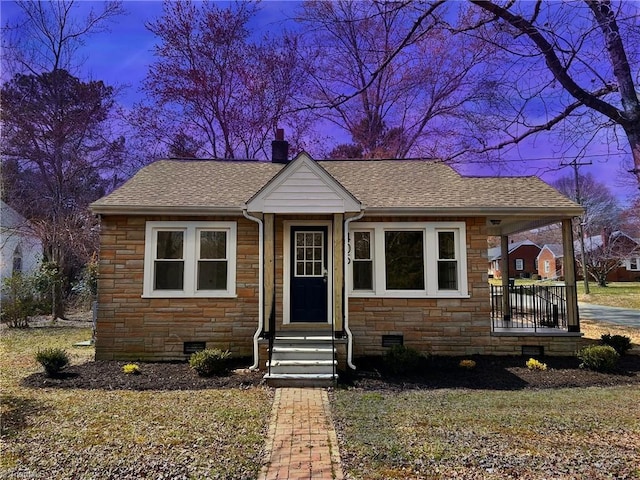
490, 284, 568, 331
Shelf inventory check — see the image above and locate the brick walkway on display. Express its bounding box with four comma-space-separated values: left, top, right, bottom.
258, 388, 343, 480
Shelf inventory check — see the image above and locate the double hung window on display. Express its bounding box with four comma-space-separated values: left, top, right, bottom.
144, 221, 236, 297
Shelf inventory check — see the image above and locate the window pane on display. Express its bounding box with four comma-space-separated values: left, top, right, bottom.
354, 232, 370, 260
296, 262, 304, 276
385, 231, 424, 290
200, 231, 226, 259
198, 261, 227, 290
155, 261, 184, 289
438, 231, 455, 259
438, 261, 458, 290
157, 231, 183, 259
353, 261, 372, 290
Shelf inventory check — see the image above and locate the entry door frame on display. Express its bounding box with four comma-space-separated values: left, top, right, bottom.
283, 220, 333, 325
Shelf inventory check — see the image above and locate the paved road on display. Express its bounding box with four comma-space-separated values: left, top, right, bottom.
578, 302, 640, 328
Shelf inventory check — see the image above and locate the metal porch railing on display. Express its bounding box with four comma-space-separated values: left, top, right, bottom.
491, 284, 568, 331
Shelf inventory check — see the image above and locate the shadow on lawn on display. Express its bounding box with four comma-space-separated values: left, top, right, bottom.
1, 394, 50, 437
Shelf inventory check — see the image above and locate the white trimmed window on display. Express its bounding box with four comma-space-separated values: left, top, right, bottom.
143, 221, 237, 298
515, 258, 524, 271
349, 222, 468, 297
626, 256, 640, 271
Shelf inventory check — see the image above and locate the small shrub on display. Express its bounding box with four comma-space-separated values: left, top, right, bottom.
1, 272, 38, 328
122, 363, 141, 375
577, 345, 620, 372
189, 348, 231, 377
600, 334, 632, 355
383, 345, 423, 375
526, 358, 547, 371
458, 359, 476, 370
35, 348, 69, 376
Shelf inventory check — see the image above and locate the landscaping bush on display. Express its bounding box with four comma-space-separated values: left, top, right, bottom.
189, 348, 231, 377
1, 272, 38, 328
577, 345, 619, 372
383, 345, 424, 375
35, 347, 70, 376
600, 334, 632, 355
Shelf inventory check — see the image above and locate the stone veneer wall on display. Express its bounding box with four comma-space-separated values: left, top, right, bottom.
95, 215, 260, 361
348, 217, 581, 357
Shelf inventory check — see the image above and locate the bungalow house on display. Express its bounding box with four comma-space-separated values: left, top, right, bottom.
90, 139, 584, 385
488, 239, 541, 279
1, 200, 42, 298
537, 244, 564, 280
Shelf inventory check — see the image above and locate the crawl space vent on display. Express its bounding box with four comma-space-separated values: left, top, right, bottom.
382, 335, 404, 347
522, 345, 544, 357
184, 341, 206, 355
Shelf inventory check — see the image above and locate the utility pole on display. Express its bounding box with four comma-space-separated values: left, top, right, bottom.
564, 158, 592, 294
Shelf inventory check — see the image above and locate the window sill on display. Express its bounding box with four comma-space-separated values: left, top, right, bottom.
349, 292, 470, 299
142, 293, 238, 299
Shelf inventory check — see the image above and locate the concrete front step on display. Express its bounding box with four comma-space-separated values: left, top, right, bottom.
263, 373, 337, 388
265, 334, 337, 386
267, 359, 337, 374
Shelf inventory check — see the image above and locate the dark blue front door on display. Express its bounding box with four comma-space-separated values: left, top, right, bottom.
290, 226, 328, 323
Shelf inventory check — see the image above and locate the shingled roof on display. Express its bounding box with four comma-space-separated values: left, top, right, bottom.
91, 156, 582, 228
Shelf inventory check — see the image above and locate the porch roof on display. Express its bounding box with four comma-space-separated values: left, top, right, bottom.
91, 156, 582, 231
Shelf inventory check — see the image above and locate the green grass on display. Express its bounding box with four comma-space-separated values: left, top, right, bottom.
1, 327, 272, 479
577, 281, 640, 309
490, 279, 640, 310
333, 388, 640, 479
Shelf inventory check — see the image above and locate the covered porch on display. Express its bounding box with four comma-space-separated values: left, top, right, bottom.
488, 216, 582, 339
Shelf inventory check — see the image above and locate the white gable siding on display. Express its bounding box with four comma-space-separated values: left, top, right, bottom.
247, 154, 361, 214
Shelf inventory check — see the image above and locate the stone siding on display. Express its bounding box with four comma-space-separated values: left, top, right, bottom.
95, 215, 260, 361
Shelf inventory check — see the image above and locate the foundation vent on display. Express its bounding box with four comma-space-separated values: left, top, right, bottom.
382, 335, 404, 347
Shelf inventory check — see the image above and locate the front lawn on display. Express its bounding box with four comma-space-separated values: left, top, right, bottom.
333, 386, 640, 479
0, 327, 272, 480
578, 281, 640, 310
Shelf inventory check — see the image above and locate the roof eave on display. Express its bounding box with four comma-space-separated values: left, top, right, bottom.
90, 204, 243, 216
362, 206, 584, 217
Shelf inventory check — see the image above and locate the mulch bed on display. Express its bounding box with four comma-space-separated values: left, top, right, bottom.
22, 354, 640, 391
341, 354, 640, 391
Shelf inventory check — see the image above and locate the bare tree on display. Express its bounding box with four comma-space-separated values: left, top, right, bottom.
580, 230, 639, 286
134, 1, 311, 160
297, 0, 494, 159
462, 1, 640, 187
1, 0, 124, 317
1, 0, 123, 76
553, 173, 622, 236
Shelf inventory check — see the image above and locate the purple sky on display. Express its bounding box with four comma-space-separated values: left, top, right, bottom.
1, 0, 635, 206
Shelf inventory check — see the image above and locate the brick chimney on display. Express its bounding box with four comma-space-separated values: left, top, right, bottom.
271, 128, 289, 164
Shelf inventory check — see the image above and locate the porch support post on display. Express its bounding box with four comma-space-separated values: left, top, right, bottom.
500, 234, 511, 322
264, 213, 275, 334
333, 214, 344, 332
562, 218, 580, 332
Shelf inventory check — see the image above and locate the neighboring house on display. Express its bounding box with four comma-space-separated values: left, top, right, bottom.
537, 244, 564, 280
0, 201, 42, 295
488, 240, 541, 279
91, 140, 584, 385
577, 231, 640, 283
